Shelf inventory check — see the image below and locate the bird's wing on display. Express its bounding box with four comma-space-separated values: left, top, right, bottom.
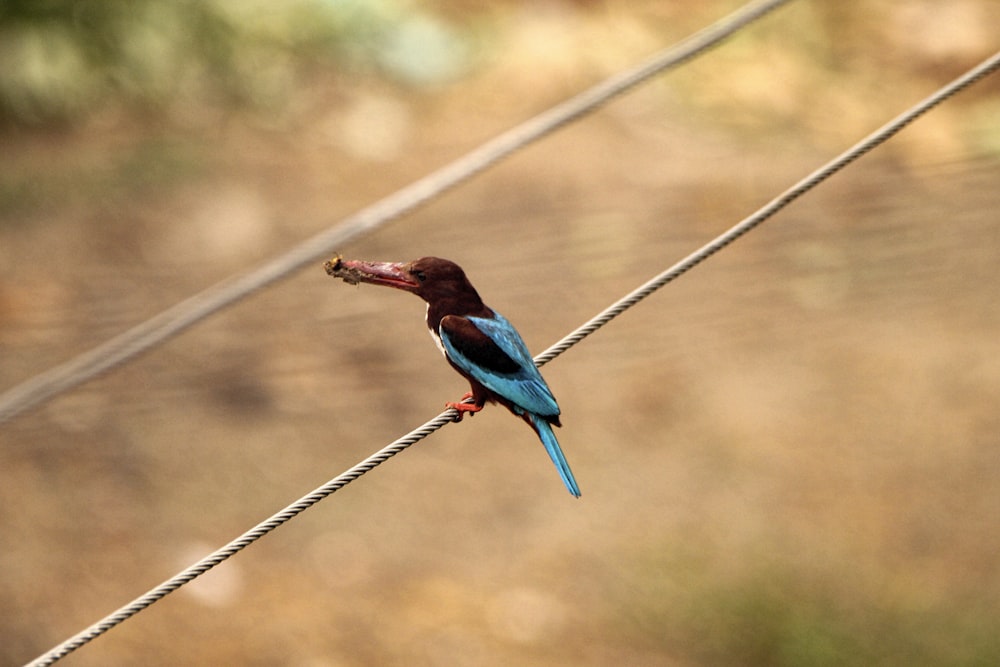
439, 313, 560, 418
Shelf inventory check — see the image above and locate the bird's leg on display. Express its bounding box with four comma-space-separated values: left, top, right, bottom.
446, 392, 483, 421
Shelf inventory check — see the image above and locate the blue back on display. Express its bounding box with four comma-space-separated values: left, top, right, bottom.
440, 313, 560, 418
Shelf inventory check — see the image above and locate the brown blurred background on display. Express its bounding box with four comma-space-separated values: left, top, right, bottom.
2, 1, 999, 665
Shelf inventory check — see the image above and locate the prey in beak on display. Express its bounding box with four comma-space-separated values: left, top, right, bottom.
325, 256, 419, 292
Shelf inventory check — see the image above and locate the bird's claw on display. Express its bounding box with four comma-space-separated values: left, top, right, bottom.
446, 394, 482, 421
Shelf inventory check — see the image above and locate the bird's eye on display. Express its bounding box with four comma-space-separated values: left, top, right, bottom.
414, 271, 427, 282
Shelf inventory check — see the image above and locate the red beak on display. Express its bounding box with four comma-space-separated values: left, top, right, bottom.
325, 257, 418, 292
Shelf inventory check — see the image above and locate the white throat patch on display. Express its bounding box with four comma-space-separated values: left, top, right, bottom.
426, 304, 448, 357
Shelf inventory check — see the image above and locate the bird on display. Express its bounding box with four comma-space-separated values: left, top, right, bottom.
326, 255, 581, 497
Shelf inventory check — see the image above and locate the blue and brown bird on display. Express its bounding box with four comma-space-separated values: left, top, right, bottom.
325, 256, 581, 497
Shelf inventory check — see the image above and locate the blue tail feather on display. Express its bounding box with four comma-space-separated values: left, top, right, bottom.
528, 414, 581, 498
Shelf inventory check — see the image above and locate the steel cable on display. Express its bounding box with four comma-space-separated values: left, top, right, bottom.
24, 411, 459, 667
24, 47, 1000, 667
535, 49, 1000, 368
0, 0, 794, 426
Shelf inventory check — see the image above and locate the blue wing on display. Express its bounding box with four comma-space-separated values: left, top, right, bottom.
441, 313, 580, 497
439, 313, 560, 418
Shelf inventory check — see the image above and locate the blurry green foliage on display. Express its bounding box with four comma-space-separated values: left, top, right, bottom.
617, 550, 1000, 667
0, 0, 471, 125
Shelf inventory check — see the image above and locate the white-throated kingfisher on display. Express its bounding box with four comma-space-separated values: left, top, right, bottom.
325, 256, 581, 498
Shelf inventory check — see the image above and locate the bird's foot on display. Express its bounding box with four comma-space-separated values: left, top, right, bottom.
446, 393, 482, 421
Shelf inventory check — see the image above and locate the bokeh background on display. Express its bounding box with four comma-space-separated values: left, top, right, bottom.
2, 1, 999, 665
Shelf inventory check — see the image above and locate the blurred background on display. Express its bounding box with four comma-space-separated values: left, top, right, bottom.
2, 1, 999, 665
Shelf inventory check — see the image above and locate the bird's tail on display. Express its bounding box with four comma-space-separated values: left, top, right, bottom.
527, 414, 581, 498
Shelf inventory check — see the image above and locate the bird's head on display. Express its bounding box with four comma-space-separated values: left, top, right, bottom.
328, 256, 482, 305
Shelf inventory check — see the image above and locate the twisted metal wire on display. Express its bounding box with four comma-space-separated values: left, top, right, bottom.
535, 49, 1000, 367
25, 47, 1000, 667
25, 410, 460, 667
0, 0, 795, 426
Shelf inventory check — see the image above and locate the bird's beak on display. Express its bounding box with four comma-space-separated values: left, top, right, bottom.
325, 257, 418, 292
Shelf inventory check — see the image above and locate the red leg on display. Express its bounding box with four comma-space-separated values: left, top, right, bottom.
446, 392, 483, 421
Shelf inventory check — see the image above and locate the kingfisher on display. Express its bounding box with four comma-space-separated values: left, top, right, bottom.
325, 255, 581, 498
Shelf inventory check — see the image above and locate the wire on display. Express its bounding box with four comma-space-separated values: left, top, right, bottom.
25, 47, 1000, 667
535, 50, 1000, 369
0, 0, 795, 426
24, 411, 459, 667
